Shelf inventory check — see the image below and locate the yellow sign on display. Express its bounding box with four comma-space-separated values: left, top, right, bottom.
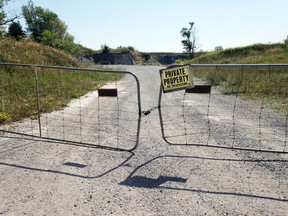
159, 65, 194, 93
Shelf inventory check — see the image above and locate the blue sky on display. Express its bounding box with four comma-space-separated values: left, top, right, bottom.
6, 0, 288, 52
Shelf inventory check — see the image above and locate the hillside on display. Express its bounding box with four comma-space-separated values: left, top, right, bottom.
183, 43, 288, 64
0, 38, 121, 123
1, 39, 287, 118
0, 38, 81, 66
180, 43, 288, 115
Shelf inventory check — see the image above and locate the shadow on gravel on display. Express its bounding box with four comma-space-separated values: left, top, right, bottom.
0, 152, 134, 179
120, 155, 288, 202
121, 175, 187, 188
0, 136, 135, 179
0, 151, 134, 179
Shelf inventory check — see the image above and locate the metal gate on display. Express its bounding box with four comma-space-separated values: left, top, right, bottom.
1, 63, 288, 153
158, 64, 288, 153
0, 63, 141, 152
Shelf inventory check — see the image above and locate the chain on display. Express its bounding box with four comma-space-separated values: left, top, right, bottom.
142, 106, 159, 116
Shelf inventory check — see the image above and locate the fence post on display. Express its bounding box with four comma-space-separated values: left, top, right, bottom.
34, 67, 42, 137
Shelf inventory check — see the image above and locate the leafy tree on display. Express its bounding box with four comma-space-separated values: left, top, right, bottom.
215, 46, 223, 51
7, 21, 26, 40
0, 0, 4, 35
21, 1, 81, 54
53, 34, 81, 55
22, 0, 68, 43
0, 1, 4, 22
284, 36, 288, 51
180, 22, 197, 57
0, 0, 20, 35
101, 44, 110, 53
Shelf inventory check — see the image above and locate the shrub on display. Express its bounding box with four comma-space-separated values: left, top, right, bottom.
0, 112, 10, 124
284, 36, 288, 51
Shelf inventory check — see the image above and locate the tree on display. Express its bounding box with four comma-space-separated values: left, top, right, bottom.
7, 21, 26, 40
214, 46, 223, 51
0, 1, 21, 25
0, 0, 21, 35
22, 0, 68, 43
53, 34, 81, 55
284, 36, 288, 51
101, 44, 110, 53
21, 1, 80, 54
180, 22, 198, 57
0, 0, 4, 34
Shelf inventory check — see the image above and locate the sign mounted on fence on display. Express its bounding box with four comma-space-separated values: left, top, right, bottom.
159, 64, 194, 93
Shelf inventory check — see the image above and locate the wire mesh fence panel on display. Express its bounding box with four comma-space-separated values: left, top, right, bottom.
159, 64, 288, 153
0, 63, 141, 151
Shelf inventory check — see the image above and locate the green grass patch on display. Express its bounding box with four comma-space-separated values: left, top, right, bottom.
180, 43, 288, 115
0, 65, 122, 123
193, 66, 288, 115
183, 43, 288, 64
0, 38, 123, 123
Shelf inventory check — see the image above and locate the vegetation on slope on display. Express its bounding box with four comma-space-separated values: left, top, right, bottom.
0, 38, 121, 124
0, 38, 80, 66
183, 43, 288, 64
181, 43, 288, 115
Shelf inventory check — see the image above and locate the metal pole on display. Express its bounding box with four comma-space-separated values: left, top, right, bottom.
34, 67, 42, 137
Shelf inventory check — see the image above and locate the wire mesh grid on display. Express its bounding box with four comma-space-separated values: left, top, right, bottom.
0, 63, 141, 151
159, 64, 288, 153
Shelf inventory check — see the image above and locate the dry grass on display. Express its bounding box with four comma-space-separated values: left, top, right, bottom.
0, 38, 122, 123
180, 44, 288, 115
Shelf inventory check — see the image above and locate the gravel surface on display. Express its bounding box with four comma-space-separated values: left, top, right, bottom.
0, 65, 287, 215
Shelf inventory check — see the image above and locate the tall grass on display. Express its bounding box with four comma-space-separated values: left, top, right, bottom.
0, 38, 122, 123
180, 43, 288, 115
185, 43, 288, 64
193, 66, 288, 115
0, 66, 122, 122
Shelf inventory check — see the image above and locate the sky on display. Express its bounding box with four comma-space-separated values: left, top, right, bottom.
5, 0, 288, 52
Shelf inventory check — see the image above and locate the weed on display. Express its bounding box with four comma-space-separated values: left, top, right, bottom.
0, 112, 11, 124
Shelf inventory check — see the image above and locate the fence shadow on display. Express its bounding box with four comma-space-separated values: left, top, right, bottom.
0, 135, 134, 179
120, 154, 288, 202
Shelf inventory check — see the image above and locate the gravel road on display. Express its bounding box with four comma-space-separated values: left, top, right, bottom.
0, 65, 287, 215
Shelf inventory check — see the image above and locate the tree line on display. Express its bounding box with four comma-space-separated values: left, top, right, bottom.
1, 1, 206, 58
0, 0, 89, 55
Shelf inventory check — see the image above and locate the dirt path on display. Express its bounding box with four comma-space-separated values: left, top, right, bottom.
0, 65, 287, 215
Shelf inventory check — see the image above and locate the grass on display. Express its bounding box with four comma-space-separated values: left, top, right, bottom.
1, 39, 287, 123
193, 66, 288, 114
0, 38, 122, 124
180, 43, 288, 115
183, 43, 288, 64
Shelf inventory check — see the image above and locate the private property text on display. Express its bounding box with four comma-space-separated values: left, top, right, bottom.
160, 65, 194, 93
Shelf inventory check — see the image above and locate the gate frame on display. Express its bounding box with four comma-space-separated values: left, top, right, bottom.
0, 62, 142, 152
158, 63, 288, 154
